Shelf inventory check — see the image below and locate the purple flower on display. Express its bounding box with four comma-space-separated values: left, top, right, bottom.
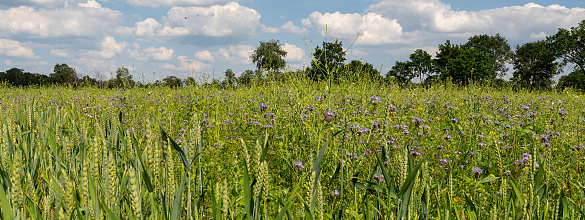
331, 190, 340, 197
472, 167, 483, 175
478, 142, 486, 147
259, 103, 268, 112
370, 96, 382, 104
324, 110, 335, 123
450, 118, 458, 123
504, 170, 511, 176
444, 135, 452, 140
294, 161, 304, 170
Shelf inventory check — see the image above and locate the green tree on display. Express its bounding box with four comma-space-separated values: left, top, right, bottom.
238, 69, 255, 85
114, 67, 134, 88
184, 77, 197, 86
464, 34, 513, 77
50, 63, 78, 85
548, 20, 585, 74
306, 39, 347, 81
250, 39, 288, 72
163, 76, 182, 88
408, 49, 435, 82
435, 41, 494, 85
556, 69, 585, 91
386, 61, 415, 84
511, 40, 560, 88
345, 60, 380, 80
224, 69, 236, 86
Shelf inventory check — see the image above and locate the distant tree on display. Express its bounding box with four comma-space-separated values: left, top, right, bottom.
408, 49, 435, 82
250, 39, 288, 72
435, 41, 494, 85
306, 39, 347, 81
548, 20, 585, 75
511, 40, 560, 88
238, 69, 255, 85
556, 69, 585, 91
184, 77, 197, 86
345, 60, 380, 80
163, 76, 182, 88
82, 75, 98, 86
224, 69, 236, 86
50, 63, 78, 85
386, 61, 415, 84
464, 34, 513, 77
115, 67, 133, 86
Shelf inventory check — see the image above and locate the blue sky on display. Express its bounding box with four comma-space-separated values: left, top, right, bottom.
0, 0, 584, 82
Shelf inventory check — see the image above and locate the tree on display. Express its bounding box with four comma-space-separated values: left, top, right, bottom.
386, 61, 415, 84
511, 40, 560, 88
408, 49, 434, 82
435, 41, 494, 85
184, 77, 197, 86
464, 34, 513, 77
556, 69, 585, 91
224, 69, 236, 86
163, 76, 182, 88
50, 63, 78, 85
238, 69, 255, 85
306, 39, 347, 81
345, 60, 380, 80
250, 39, 288, 72
548, 20, 585, 74
114, 67, 134, 88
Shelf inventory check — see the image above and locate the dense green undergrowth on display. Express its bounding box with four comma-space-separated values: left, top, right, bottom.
1, 78, 584, 219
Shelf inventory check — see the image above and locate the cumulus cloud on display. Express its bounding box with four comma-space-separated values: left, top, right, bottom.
366, 0, 585, 40
78, 0, 101, 8
218, 44, 254, 65
83, 36, 128, 59
302, 12, 403, 45
529, 32, 548, 39
124, 2, 261, 45
162, 55, 211, 72
282, 43, 305, 62
127, 43, 175, 61
71, 57, 120, 77
0, 5, 124, 41
125, 0, 236, 8
50, 49, 69, 57
262, 21, 308, 35
194, 50, 215, 62
0, 38, 38, 58
0, 0, 87, 8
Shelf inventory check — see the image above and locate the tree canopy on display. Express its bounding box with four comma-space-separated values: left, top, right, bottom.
250, 39, 288, 72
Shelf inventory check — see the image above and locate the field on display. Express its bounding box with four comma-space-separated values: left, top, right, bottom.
1, 77, 584, 219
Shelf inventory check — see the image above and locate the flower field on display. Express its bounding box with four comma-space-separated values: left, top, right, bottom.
1, 78, 584, 219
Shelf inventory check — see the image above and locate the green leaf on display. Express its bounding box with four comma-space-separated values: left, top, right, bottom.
242, 162, 253, 220
100, 197, 120, 220
478, 176, 500, 184
310, 137, 331, 215
0, 182, 14, 220
276, 182, 300, 220
171, 174, 187, 220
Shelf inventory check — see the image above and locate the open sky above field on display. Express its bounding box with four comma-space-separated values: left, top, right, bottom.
1, 0, 584, 81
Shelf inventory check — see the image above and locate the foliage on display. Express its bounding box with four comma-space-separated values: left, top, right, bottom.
435, 40, 495, 85
556, 69, 585, 91
344, 60, 380, 80
464, 34, 513, 77
511, 40, 560, 88
50, 63, 79, 85
250, 39, 288, 72
306, 39, 347, 81
163, 75, 182, 88
548, 20, 585, 74
224, 69, 236, 86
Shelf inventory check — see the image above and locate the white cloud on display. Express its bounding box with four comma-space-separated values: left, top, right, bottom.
78, 0, 101, 8
71, 57, 120, 76
529, 32, 547, 39
4, 60, 49, 67
0, 38, 38, 59
50, 49, 69, 57
162, 55, 211, 72
127, 43, 175, 61
282, 43, 305, 62
348, 49, 368, 57
194, 50, 215, 62
262, 21, 308, 35
367, 1, 585, 39
218, 44, 254, 65
0, 6, 123, 41
302, 12, 403, 45
84, 36, 128, 59
125, 0, 236, 8
125, 2, 261, 45
0, 0, 87, 8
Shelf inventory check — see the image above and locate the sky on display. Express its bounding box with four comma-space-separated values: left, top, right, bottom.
1, 0, 584, 82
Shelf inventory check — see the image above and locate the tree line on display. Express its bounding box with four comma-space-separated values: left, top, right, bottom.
2, 20, 584, 91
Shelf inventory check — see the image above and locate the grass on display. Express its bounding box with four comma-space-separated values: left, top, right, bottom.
0, 75, 584, 219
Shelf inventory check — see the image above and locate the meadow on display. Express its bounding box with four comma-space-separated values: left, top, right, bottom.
1, 76, 584, 220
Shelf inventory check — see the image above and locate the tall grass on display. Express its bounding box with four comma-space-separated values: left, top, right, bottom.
0, 74, 584, 219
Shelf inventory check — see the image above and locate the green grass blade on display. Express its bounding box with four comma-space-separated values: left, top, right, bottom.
171, 174, 187, 220
275, 182, 301, 220
478, 176, 499, 184
0, 181, 13, 220
242, 161, 252, 220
